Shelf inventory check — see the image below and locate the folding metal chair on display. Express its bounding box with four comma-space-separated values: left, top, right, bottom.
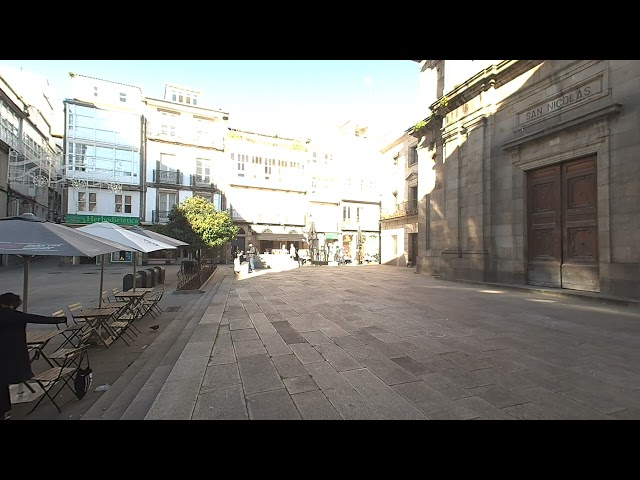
140, 289, 165, 318
52, 309, 85, 349
109, 299, 143, 345
28, 345, 89, 414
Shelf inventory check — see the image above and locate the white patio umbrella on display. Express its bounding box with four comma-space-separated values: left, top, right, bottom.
77, 222, 176, 296
0, 213, 133, 312
127, 226, 189, 247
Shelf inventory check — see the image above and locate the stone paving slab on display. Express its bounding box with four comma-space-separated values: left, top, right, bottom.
8, 261, 640, 421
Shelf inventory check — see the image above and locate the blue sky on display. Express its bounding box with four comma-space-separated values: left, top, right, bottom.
0, 60, 423, 140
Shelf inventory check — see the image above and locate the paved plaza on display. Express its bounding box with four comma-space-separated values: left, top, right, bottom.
3, 257, 640, 420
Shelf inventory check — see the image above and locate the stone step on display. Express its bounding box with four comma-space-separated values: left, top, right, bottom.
81, 267, 227, 420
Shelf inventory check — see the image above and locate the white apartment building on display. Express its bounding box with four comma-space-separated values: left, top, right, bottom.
225, 129, 308, 256
144, 85, 228, 226
333, 121, 382, 263
305, 140, 341, 262
62, 75, 145, 263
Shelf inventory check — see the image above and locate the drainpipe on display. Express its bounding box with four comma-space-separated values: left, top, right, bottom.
139, 115, 146, 224
378, 200, 382, 264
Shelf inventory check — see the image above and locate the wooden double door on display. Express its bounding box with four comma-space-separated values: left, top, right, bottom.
527, 156, 599, 292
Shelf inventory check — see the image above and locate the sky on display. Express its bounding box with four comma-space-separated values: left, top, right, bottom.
0, 60, 424, 141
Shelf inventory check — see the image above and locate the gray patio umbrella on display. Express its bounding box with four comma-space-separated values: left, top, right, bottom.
0, 213, 132, 312
77, 222, 176, 295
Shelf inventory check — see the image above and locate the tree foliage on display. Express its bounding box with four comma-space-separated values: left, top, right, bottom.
158, 196, 238, 250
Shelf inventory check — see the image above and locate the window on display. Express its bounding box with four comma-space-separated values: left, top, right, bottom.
78, 191, 97, 212
119, 92, 127, 103
115, 194, 132, 214
343, 206, 350, 221
236, 153, 247, 177
172, 94, 177, 101
408, 146, 418, 166
196, 159, 211, 183
70, 143, 88, 171
159, 192, 177, 214
265, 158, 273, 179
160, 111, 178, 137
194, 117, 214, 144
159, 153, 176, 172
193, 98, 197, 106
409, 186, 418, 212
179, 95, 183, 102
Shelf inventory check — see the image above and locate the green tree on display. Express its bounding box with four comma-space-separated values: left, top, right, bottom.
158, 196, 238, 259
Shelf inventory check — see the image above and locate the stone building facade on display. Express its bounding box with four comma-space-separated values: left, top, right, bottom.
412, 60, 639, 299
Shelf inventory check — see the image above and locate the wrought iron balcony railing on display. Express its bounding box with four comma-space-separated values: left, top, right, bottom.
227, 208, 246, 222
190, 175, 217, 189
381, 200, 418, 220
152, 210, 171, 224
153, 169, 183, 185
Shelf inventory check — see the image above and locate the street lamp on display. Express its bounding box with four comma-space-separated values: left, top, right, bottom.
356, 226, 362, 265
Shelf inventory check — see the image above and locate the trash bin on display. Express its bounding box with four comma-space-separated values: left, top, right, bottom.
147, 268, 157, 287
154, 266, 165, 284
139, 269, 150, 288
123, 273, 143, 291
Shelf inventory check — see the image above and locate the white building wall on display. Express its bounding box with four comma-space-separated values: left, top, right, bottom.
71, 75, 144, 113
443, 60, 501, 95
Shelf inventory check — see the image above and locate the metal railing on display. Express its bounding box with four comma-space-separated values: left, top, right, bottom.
153, 169, 183, 185
152, 210, 171, 224
177, 261, 216, 290
381, 200, 418, 219
190, 175, 217, 189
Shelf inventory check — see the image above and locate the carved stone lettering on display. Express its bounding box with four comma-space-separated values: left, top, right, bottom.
517, 77, 603, 126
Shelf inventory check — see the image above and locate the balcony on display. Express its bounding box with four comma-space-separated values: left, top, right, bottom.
381, 200, 418, 220
227, 207, 246, 222
152, 210, 171, 224
153, 169, 183, 185
190, 174, 217, 190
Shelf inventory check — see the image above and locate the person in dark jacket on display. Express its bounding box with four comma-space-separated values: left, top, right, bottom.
0, 292, 67, 420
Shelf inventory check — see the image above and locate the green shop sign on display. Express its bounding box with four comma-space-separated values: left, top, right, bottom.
325, 232, 339, 240
65, 214, 140, 226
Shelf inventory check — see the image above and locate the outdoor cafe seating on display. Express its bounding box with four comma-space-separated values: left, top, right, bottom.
12, 285, 163, 415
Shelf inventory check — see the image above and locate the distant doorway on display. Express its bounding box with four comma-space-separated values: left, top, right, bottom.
408, 233, 418, 267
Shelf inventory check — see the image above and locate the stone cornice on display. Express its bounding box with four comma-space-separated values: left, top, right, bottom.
430, 60, 544, 116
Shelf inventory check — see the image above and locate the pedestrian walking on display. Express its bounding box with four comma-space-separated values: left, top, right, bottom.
247, 243, 258, 273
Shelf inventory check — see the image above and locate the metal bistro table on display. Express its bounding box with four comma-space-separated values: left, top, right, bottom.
114, 289, 150, 318
72, 305, 122, 348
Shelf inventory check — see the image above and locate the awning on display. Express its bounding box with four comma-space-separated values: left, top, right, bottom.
257, 233, 306, 242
